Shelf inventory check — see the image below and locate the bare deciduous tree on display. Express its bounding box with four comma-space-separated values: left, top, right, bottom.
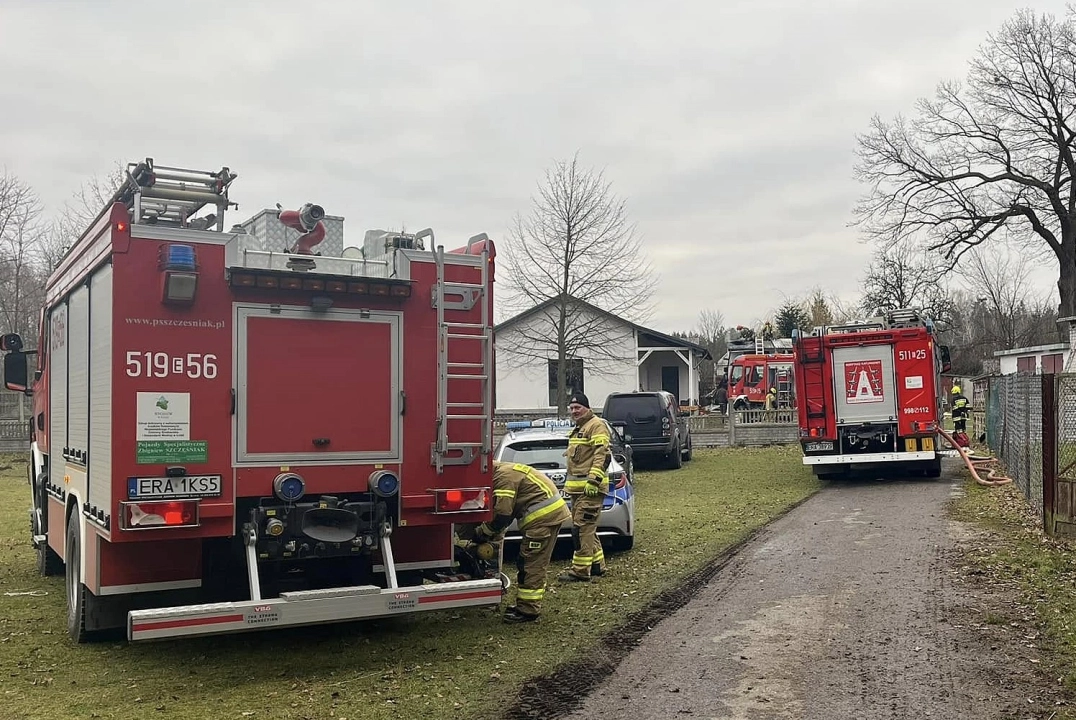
501, 153, 658, 412
853, 9, 1076, 316
0, 172, 47, 337
955, 243, 1060, 350
860, 242, 951, 323
44, 162, 126, 271
693, 308, 727, 399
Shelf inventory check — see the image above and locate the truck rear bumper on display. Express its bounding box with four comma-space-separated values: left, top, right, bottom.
802, 451, 936, 466
127, 578, 504, 642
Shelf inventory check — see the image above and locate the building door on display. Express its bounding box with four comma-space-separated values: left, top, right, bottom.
661, 366, 680, 403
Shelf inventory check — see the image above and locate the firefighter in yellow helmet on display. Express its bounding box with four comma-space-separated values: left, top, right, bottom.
559, 392, 612, 582
950, 385, 969, 433
473, 461, 571, 623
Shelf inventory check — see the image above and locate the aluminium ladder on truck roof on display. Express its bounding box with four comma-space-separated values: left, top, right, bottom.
431, 236, 493, 474
114, 157, 238, 231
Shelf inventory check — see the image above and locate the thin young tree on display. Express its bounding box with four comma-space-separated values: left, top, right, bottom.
853, 9, 1076, 317
0, 172, 47, 337
501, 153, 658, 413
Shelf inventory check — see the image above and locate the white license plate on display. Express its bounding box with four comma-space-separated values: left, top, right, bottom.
127, 475, 223, 499
805, 441, 834, 452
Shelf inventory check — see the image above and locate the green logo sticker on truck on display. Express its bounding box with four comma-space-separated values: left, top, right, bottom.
136, 440, 208, 464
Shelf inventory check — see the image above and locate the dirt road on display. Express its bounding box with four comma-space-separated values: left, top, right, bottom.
552, 463, 1059, 719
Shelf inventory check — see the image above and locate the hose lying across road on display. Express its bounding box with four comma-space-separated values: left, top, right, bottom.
936, 426, 1013, 487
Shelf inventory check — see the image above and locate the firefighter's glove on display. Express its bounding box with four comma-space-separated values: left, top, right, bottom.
583, 482, 602, 497
473, 523, 494, 543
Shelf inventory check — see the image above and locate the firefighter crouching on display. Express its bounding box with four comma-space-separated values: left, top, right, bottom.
474, 461, 571, 623
559, 392, 612, 583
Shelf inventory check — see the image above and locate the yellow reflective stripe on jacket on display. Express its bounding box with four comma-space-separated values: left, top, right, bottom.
569, 434, 610, 446
564, 478, 608, 493
520, 495, 568, 529
493, 489, 516, 498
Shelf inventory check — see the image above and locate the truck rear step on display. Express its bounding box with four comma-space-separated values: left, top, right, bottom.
128, 526, 503, 642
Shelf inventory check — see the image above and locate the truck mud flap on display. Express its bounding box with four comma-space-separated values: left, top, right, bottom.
127, 578, 503, 642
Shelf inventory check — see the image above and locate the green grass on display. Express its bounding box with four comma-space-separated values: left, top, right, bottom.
0, 447, 819, 720
950, 478, 1076, 718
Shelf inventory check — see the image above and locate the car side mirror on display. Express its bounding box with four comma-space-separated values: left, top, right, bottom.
3, 351, 30, 393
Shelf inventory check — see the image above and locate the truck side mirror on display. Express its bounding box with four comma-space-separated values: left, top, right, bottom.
939, 345, 952, 374
3, 351, 30, 393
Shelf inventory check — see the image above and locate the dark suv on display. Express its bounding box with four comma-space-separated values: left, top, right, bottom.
601, 391, 692, 469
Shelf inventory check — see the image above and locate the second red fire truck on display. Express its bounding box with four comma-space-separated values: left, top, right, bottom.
1, 159, 505, 642
791, 308, 953, 479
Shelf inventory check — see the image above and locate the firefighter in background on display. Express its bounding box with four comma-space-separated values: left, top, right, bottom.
559, 393, 612, 582
951, 385, 970, 439
473, 462, 571, 623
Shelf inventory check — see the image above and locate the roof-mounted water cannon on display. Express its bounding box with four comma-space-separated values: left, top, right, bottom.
278, 203, 327, 255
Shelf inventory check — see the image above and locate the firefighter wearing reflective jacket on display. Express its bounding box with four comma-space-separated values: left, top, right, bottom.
559, 392, 612, 583
951, 385, 969, 433
474, 461, 571, 623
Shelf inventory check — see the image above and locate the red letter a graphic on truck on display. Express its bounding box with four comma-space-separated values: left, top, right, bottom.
845, 361, 884, 404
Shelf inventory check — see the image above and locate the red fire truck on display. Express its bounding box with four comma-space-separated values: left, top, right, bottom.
0, 159, 504, 642
791, 308, 953, 479
728, 353, 795, 410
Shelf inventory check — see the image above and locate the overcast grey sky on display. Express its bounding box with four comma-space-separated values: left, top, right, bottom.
0, 0, 1069, 333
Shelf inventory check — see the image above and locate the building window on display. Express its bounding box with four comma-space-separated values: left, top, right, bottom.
1042, 353, 1064, 374
1016, 355, 1036, 373
548, 358, 584, 406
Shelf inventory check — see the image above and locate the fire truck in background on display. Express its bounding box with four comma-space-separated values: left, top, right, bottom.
0, 159, 504, 642
723, 326, 795, 410
791, 308, 953, 479
727, 352, 795, 410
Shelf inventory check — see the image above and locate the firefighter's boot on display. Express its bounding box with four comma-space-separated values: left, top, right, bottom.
558, 569, 590, 582
503, 606, 539, 623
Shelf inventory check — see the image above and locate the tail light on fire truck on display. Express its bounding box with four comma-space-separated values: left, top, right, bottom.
120, 500, 200, 530
433, 488, 490, 513
227, 270, 413, 299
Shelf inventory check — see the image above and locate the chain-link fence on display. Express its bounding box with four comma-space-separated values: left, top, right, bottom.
985, 373, 1043, 516
1055, 375, 1076, 486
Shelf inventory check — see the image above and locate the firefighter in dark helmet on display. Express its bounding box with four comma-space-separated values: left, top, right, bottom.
559, 392, 612, 582
473, 461, 571, 623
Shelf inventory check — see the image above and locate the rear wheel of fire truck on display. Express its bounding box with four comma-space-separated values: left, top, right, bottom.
64, 510, 103, 643
924, 458, 943, 479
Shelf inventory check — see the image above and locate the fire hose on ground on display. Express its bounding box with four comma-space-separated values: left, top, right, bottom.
936, 425, 1013, 487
